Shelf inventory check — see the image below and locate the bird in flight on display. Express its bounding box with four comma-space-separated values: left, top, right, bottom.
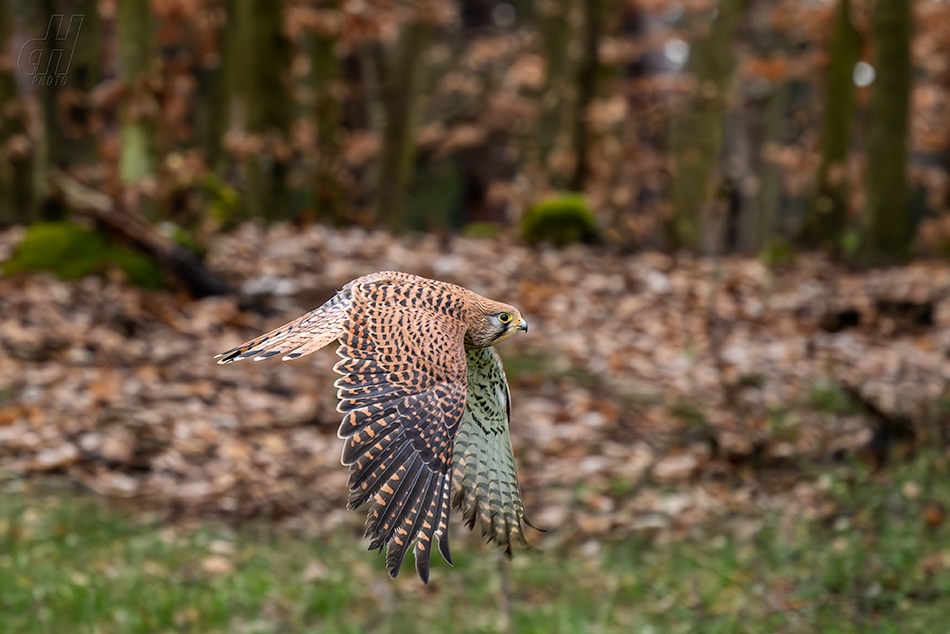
216, 271, 535, 582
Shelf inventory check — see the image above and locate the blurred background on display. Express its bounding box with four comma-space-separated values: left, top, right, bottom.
1, 0, 950, 632
0, 0, 948, 256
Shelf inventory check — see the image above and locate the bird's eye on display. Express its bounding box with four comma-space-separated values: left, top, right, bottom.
498, 312, 513, 323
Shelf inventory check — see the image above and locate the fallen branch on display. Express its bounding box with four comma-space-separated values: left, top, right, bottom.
50, 169, 231, 298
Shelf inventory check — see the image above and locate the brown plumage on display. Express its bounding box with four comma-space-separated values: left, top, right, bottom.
216, 271, 534, 582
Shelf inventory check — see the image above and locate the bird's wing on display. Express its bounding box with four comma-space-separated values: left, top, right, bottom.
452, 347, 535, 554
332, 275, 469, 583
215, 284, 355, 364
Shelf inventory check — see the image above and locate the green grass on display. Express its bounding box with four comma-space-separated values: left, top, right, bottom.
2, 453, 950, 633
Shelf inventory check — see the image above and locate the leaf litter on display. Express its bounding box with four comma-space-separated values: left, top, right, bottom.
1, 223, 949, 548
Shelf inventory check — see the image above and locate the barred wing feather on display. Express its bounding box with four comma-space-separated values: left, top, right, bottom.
452, 347, 534, 553
215, 284, 354, 364
331, 275, 468, 583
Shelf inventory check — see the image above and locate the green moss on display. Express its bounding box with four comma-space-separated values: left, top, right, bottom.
521, 193, 598, 247
202, 175, 240, 223
3, 221, 165, 288
758, 239, 794, 267
461, 222, 501, 239
807, 379, 858, 415
167, 223, 207, 259
670, 399, 708, 428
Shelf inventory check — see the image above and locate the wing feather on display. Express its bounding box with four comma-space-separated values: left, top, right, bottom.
346, 435, 412, 506
414, 472, 452, 583
340, 407, 407, 466
368, 455, 425, 548
384, 470, 438, 578
331, 274, 468, 581
452, 347, 535, 554
215, 285, 351, 364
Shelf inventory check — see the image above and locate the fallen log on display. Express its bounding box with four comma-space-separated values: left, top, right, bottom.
50, 169, 231, 298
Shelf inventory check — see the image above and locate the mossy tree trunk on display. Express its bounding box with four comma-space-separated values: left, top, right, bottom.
373, 18, 435, 229
118, 0, 156, 185
860, 0, 912, 263
0, 0, 34, 224
230, 0, 292, 222
666, 0, 749, 251
800, 0, 861, 252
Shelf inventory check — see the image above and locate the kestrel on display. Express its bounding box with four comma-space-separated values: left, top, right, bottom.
216, 271, 535, 582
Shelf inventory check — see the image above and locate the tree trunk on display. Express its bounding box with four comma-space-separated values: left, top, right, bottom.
536, 0, 573, 183
373, 18, 434, 229
755, 83, 788, 251
800, 0, 861, 252
36, 0, 101, 172
860, 0, 912, 263
666, 0, 749, 251
117, 0, 156, 184
0, 0, 35, 225
569, 0, 602, 192
311, 11, 344, 222
230, 0, 292, 221
194, 0, 231, 171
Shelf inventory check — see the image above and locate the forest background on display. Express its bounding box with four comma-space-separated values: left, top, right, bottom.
2, 0, 950, 632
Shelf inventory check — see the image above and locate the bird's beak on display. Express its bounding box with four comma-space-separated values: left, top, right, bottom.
515, 317, 528, 332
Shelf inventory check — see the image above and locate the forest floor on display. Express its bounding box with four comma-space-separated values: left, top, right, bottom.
2, 453, 948, 633
1, 223, 950, 630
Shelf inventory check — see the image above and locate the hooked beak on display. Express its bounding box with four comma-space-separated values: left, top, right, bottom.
515, 317, 528, 333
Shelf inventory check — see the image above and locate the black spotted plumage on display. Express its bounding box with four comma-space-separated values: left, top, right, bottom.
216, 271, 532, 582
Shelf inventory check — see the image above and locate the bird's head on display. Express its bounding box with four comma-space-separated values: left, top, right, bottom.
464, 296, 528, 348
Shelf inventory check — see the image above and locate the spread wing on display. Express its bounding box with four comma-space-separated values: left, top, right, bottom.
452, 347, 535, 554
215, 281, 356, 364
332, 276, 468, 583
